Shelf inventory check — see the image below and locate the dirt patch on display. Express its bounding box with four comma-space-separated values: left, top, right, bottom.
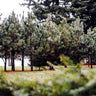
5, 69, 55, 73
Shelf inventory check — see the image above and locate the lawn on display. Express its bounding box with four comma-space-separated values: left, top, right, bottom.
1, 65, 96, 96
0, 66, 50, 71
5, 71, 57, 81
4, 65, 96, 86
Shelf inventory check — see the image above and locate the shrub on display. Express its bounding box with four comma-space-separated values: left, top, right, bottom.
59, 54, 74, 67
0, 69, 13, 96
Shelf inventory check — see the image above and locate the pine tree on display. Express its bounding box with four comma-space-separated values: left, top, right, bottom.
2, 12, 21, 71
23, 12, 37, 71
22, 0, 72, 24
71, 0, 96, 32
23, 0, 96, 32
18, 14, 27, 71
27, 14, 62, 68
0, 20, 10, 71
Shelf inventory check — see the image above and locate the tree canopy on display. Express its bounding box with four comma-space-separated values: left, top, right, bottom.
23, 0, 96, 32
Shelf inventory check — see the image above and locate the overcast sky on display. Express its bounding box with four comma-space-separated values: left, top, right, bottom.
0, 0, 30, 20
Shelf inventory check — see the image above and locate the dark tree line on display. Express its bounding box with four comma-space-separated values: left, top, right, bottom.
23, 0, 96, 33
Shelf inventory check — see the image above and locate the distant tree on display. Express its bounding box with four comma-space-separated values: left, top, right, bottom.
23, 0, 96, 32
70, 0, 96, 32
22, 0, 72, 24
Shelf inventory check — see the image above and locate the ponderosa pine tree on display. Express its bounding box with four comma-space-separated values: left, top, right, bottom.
30, 14, 79, 68
23, 0, 96, 32
0, 19, 10, 71
28, 15, 84, 68
23, 12, 37, 71
19, 14, 29, 71
22, 0, 72, 24
31, 14, 61, 69
4, 12, 21, 71
58, 17, 85, 64
79, 28, 96, 68
19, 25, 26, 71
70, 0, 96, 32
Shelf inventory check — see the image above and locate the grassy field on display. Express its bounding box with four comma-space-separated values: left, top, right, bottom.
1, 65, 96, 88
1, 65, 96, 96
5, 71, 58, 86
0, 66, 50, 71
3, 65, 96, 85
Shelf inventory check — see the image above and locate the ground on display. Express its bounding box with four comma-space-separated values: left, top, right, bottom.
3, 65, 96, 85
1, 65, 96, 96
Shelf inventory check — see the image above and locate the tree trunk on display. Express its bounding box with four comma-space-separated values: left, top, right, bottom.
64, 65, 67, 68
49, 66, 54, 70
11, 50, 15, 71
91, 57, 93, 68
48, 59, 54, 70
30, 53, 33, 71
4, 53, 7, 71
8, 58, 10, 66
39, 64, 40, 71
8, 52, 11, 66
88, 56, 91, 67
22, 49, 24, 71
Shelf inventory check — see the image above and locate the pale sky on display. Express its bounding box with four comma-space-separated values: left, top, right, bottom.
0, 0, 30, 20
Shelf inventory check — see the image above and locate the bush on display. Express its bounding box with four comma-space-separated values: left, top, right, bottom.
59, 54, 74, 67
0, 69, 13, 96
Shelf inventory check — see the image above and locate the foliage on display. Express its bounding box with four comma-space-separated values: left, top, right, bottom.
70, 0, 96, 32
0, 13, 85, 68
58, 17, 84, 64
30, 16, 84, 66
0, 10, 95, 70
2, 11, 21, 52
30, 14, 61, 67
22, 0, 72, 24
0, 69, 13, 96
23, 0, 96, 33
59, 54, 74, 67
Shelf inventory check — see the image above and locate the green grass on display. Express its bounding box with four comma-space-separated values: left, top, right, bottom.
5, 71, 57, 82
2, 65, 96, 88
1, 65, 96, 96
4, 70, 62, 89
0, 66, 50, 71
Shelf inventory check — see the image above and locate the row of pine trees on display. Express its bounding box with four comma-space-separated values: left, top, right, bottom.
0, 12, 36, 71
0, 11, 96, 71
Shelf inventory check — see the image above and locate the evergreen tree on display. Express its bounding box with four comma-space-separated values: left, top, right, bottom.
31, 14, 61, 69
2, 12, 21, 71
79, 28, 96, 68
30, 15, 80, 68
70, 0, 96, 32
23, 0, 96, 32
22, 0, 72, 24
23, 12, 37, 71
0, 19, 10, 71
18, 14, 27, 71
